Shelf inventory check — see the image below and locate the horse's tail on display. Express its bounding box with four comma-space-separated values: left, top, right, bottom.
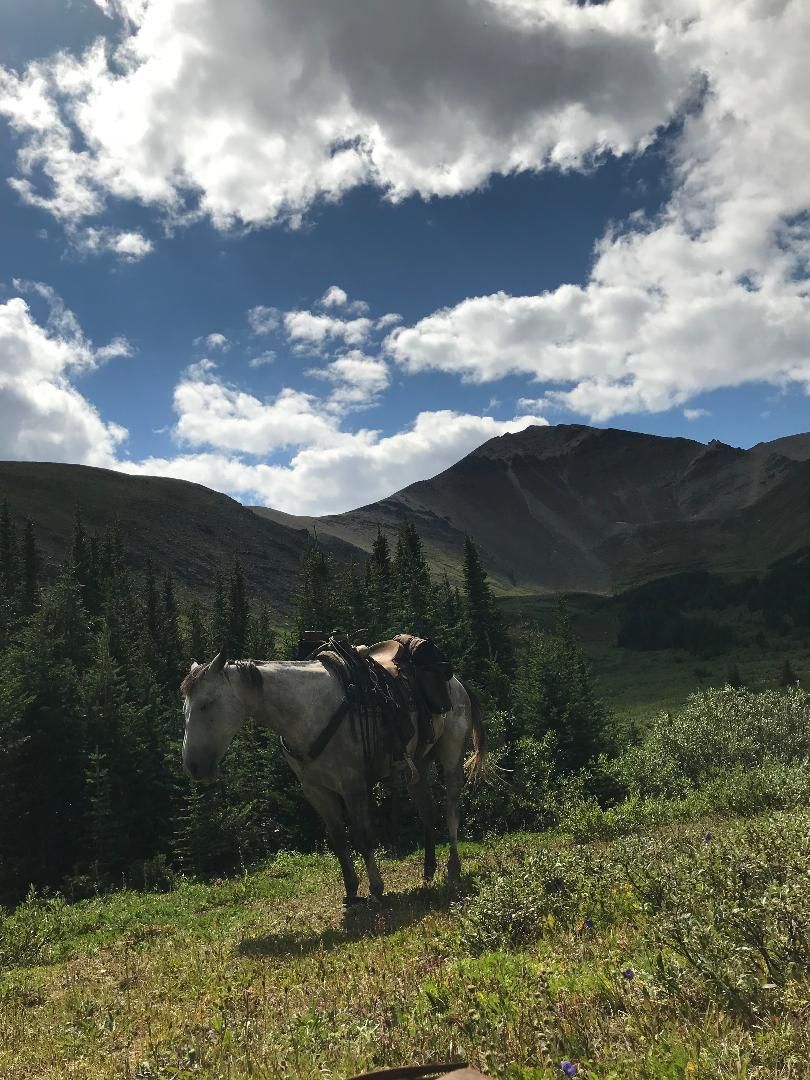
464, 684, 491, 786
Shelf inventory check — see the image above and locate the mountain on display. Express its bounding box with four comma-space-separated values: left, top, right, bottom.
0, 461, 361, 611
252, 425, 810, 594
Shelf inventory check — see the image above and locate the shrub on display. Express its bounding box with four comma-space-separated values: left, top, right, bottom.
615, 686, 810, 797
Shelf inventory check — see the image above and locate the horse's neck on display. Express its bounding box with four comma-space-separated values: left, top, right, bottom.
252, 661, 343, 753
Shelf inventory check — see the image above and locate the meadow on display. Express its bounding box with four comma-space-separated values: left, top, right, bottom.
2, 687, 809, 1080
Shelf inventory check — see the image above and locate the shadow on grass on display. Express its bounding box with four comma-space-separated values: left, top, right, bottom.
238, 876, 473, 959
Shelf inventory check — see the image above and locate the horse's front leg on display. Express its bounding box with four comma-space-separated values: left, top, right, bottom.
300, 780, 360, 902
344, 786, 385, 899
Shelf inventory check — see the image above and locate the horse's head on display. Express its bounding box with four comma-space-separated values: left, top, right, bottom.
180, 652, 246, 782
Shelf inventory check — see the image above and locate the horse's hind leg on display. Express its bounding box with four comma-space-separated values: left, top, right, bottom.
435, 717, 467, 884
301, 781, 360, 902
443, 762, 464, 883
408, 762, 436, 883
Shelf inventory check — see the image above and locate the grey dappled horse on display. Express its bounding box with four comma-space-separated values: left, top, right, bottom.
181, 653, 488, 901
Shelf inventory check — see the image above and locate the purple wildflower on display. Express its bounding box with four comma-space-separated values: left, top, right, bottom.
583, 918, 594, 932
561, 1061, 577, 1078
704, 831, 713, 843
622, 966, 635, 981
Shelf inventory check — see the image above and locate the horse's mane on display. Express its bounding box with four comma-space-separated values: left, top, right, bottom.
180, 659, 264, 697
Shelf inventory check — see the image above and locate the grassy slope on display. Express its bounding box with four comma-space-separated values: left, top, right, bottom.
498, 594, 810, 723
2, 811, 808, 1080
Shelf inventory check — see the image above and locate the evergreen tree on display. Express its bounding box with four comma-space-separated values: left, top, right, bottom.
461, 535, 514, 698
210, 572, 228, 655
160, 573, 184, 692
247, 603, 275, 659
2, 567, 91, 892
226, 560, 250, 657
366, 527, 394, 639
335, 560, 368, 638
20, 520, 40, 616
513, 603, 608, 772
780, 658, 797, 686
186, 601, 209, 663
0, 498, 18, 601
393, 520, 433, 635
295, 534, 336, 633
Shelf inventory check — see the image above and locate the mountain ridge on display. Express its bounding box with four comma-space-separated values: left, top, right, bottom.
251, 424, 810, 594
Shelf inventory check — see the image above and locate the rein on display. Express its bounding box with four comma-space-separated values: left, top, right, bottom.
279, 696, 350, 762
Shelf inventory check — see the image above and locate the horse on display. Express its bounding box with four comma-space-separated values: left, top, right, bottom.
180, 651, 488, 902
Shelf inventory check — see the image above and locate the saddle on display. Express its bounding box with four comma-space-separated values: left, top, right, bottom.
359, 634, 454, 716
296, 631, 454, 772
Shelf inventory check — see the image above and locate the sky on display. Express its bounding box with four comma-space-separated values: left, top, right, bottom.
0, 0, 808, 516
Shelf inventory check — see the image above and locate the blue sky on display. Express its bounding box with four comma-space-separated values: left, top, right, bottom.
0, 0, 808, 514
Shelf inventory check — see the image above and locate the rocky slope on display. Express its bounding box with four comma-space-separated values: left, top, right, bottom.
252, 425, 810, 594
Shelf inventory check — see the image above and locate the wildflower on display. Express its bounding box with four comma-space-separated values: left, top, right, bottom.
561, 1061, 577, 1077
704, 831, 713, 843
583, 918, 594, 932
622, 966, 635, 980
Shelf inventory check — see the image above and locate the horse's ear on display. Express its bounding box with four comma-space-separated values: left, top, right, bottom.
209, 651, 226, 674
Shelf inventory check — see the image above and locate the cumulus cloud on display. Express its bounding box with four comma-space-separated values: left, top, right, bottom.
320, 285, 348, 309
78, 227, 154, 260
284, 310, 373, 349
248, 350, 275, 369
387, 1, 810, 420
684, 407, 710, 421
247, 305, 280, 336
309, 351, 390, 412
0, 0, 694, 231
194, 332, 230, 352
121, 410, 548, 515
0, 289, 128, 464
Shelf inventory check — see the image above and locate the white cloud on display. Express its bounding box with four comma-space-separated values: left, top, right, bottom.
0, 291, 127, 465
78, 226, 154, 260
195, 332, 230, 352
387, 1, 810, 421
320, 285, 348, 309
284, 310, 373, 349
309, 350, 390, 412
0, 0, 694, 232
248, 350, 275, 369
247, 305, 280, 335
171, 361, 341, 455
121, 410, 548, 515
684, 407, 710, 421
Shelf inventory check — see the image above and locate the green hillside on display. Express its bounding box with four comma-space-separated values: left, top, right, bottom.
3, 808, 808, 1078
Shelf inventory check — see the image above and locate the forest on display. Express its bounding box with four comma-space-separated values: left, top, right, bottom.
0, 501, 606, 906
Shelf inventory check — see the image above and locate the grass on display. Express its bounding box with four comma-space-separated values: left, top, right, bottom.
2, 808, 809, 1079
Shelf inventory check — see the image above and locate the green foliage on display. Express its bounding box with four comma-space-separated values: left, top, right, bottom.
614, 685, 810, 798
513, 603, 609, 772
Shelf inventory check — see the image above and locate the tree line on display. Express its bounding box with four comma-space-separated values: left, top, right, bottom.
0, 501, 607, 905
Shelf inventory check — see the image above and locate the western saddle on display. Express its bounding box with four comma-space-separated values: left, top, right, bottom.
296, 631, 454, 775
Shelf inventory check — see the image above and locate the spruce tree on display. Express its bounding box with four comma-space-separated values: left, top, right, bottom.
160, 573, 184, 692
366, 527, 394, 639
295, 533, 336, 634
226, 559, 250, 657
20, 520, 40, 616
210, 572, 228, 655
393, 520, 433, 635
461, 534, 514, 697
186, 601, 209, 663
513, 603, 608, 773
0, 498, 18, 601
